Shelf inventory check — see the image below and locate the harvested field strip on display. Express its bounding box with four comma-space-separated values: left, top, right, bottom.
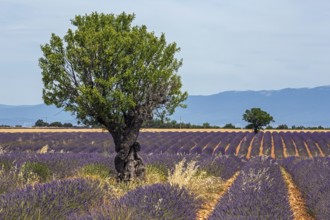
1, 128, 330, 133
196, 172, 240, 220
280, 167, 314, 220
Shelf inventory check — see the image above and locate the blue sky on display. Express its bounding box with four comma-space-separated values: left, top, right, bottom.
1, 0, 330, 105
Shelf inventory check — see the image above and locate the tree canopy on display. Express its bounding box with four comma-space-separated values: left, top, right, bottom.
39, 12, 187, 181
242, 108, 274, 133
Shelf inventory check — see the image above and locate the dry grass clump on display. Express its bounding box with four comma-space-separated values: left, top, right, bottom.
38, 145, 49, 154
168, 159, 223, 201
280, 167, 314, 220
167, 159, 241, 220
168, 159, 199, 188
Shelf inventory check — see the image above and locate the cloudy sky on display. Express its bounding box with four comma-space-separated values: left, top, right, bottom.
1, 0, 330, 105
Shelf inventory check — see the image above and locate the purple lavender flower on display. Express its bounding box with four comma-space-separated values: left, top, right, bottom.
209, 157, 293, 219
0, 178, 103, 219
77, 183, 200, 220
282, 157, 330, 219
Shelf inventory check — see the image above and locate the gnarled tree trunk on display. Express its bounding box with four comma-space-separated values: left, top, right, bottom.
110, 127, 146, 182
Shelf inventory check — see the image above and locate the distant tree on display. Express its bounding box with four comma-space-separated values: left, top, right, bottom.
245, 124, 254, 129
202, 122, 210, 128
292, 125, 305, 130
0, 125, 11, 128
35, 119, 49, 127
39, 12, 187, 181
276, 124, 288, 130
63, 123, 73, 128
222, 123, 236, 129
49, 121, 63, 127
242, 108, 274, 133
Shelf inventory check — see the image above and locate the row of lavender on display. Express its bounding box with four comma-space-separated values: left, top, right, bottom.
210, 157, 293, 219
280, 157, 330, 219
1, 131, 330, 158
210, 157, 330, 219
0, 151, 329, 219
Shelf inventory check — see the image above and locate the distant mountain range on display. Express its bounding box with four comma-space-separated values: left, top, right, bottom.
1, 86, 330, 127
0, 104, 76, 127
171, 86, 330, 127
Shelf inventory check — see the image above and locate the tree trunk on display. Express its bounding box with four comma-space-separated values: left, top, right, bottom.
254, 127, 258, 134
110, 127, 146, 182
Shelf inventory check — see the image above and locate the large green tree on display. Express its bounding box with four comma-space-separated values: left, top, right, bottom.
39, 12, 187, 181
242, 108, 274, 133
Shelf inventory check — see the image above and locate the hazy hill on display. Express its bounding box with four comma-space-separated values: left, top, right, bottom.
171, 86, 330, 127
1, 86, 330, 127
0, 104, 76, 127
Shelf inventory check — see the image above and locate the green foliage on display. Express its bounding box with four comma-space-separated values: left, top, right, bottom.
276, 124, 289, 129
243, 108, 275, 133
35, 119, 48, 127
39, 12, 187, 132
34, 119, 73, 127
222, 123, 236, 129
142, 118, 220, 129
0, 125, 10, 127
79, 164, 111, 179
20, 162, 52, 183
49, 121, 63, 127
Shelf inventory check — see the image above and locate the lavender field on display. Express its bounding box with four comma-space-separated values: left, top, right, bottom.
1, 130, 330, 158
0, 130, 329, 219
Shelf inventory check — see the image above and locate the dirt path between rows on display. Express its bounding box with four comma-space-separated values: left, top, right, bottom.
280, 167, 314, 220
196, 172, 240, 220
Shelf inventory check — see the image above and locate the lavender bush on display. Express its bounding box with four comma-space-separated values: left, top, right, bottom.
198, 155, 245, 180
282, 157, 330, 219
0, 152, 116, 179
77, 183, 200, 220
209, 156, 293, 219
0, 178, 104, 219
0, 165, 22, 194
250, 132, 263, 157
